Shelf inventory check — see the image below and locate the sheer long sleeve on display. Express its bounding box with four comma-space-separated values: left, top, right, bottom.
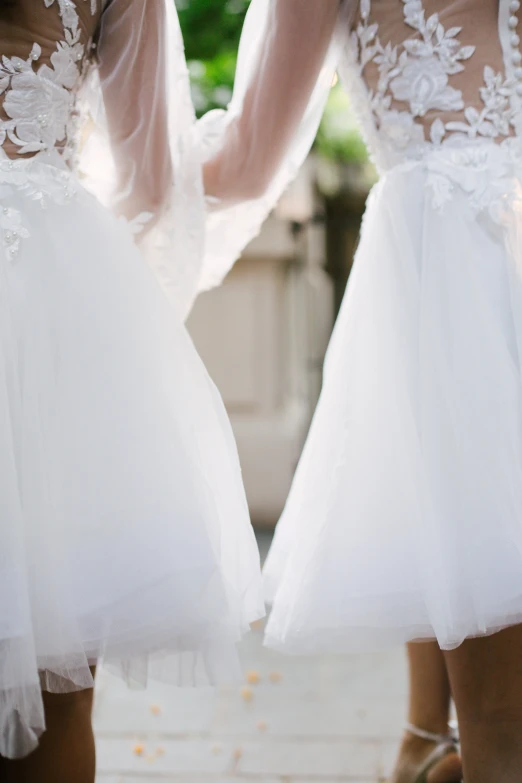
78, 0, 349, 315
94, 0, 172, 222
196, 0, 349, 293
79, 0, 205, 319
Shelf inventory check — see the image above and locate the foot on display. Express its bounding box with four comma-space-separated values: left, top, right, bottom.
389, 733, 463, 783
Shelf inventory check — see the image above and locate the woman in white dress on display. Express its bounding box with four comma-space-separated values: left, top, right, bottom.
202, 1, 522, 781
0, 0, 265, 779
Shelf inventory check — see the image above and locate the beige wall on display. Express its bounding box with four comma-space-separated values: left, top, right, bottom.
188, 167, 334, 527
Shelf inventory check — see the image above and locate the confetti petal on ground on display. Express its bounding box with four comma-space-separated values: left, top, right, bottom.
240, 686, 254, 702
155, 746, 165, 756
257, 720, 269, 732
133, 743, 145, 756
233, 747, 243, 760
149, 704, 162, 716
268, 671, 282, 683
245, 670, 261, 685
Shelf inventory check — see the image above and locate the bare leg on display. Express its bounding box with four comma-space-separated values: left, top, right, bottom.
390, 643, 462, 783
444, 625, 522, 783
406, 641, 452, 734
0, 666, 97, 783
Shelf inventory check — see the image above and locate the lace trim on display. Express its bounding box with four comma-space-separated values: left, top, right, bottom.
0, 155, 77, 257
377, 136, 522, 231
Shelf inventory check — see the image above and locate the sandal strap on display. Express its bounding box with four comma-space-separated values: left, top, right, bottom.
448, 719, 460, 744
405, 722, 457, 746
414, 743, 459, 783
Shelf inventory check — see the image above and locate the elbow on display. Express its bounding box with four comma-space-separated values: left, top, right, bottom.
239, 168, 272, 200
224, 164, 273, 203
232, 150, 274, 200
204, 156, 272, 206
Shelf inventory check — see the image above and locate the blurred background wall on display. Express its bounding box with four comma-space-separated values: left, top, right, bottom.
178, 0, 375, 527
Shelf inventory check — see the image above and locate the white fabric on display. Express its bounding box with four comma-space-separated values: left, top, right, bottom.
81, 0, 348, 309
265, 143, 522, 653
264, 0, 522, 654
80, 0, 207, 320
0, 0, 264, 761
0, 149, 264, 760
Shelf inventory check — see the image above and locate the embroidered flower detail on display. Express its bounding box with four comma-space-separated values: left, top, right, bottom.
0, 0, 97, 157
348, 0, 522, 168
379, 110, 425, 149
46, 42, 84, 89
423, 141, 522, 220
390, 56, 464, 117
0, 207, 30, 258
3, 71, 73, 154
445, 67, 516, 139
44, 0, 81, 36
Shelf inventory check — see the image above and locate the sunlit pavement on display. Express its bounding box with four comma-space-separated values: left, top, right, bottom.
94, 535, 407, 783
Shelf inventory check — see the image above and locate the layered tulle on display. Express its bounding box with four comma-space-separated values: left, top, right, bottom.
264, 140, 522, 655
0, 155, 264, 759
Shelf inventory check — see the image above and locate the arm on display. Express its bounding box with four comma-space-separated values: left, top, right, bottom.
81, 0, 206, 319
95, 0, 173, 221
203, 0, 343, 206
196, 0, 348, 292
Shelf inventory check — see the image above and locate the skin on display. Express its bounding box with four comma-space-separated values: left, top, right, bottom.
444, 625, 522, 783
390, 643, 462, 783
0, 667, 97, 783
393, 625, 522, 783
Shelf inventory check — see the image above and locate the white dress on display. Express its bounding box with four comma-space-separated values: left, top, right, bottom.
0, 0, 266, 760
201, 0, 522, 658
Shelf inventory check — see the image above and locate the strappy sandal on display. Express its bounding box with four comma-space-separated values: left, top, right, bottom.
403, 722, 462, 783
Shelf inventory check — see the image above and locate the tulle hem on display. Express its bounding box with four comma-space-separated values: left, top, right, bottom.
0, 167, 264, 759
264, 141, 522, 657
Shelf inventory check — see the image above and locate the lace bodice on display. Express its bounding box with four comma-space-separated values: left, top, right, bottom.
0, 0, 208, 320
200, 0, 522, 294
340, 0, 522, 171
0, 0, 100, 162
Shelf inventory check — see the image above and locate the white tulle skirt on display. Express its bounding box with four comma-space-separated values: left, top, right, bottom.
0, 156, 264, 759
264, 140, 522, 657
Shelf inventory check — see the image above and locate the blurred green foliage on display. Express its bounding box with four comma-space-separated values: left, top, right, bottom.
176, 0, 249, 61
316, 84, 369, 165
176, 0, 368, 164
176, 0, 249, 114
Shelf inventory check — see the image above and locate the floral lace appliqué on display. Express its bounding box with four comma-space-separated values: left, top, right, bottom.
420, 139, 522, 226
0, 207, 29, 258
0, 0, 97, 257
0, 0, 94, 156
0, 156, 78, 257
348, 0, 522, 165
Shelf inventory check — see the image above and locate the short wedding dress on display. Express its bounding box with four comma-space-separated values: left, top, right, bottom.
199, 0, 522, 659
263, 0, 522, 656
0, 0, 266, 759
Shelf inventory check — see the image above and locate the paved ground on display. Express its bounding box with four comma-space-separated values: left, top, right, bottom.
94, 536, 407, 783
